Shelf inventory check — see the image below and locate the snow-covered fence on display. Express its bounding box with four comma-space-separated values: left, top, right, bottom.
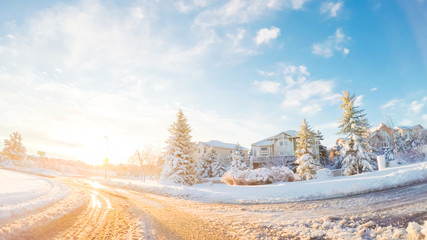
251, 156, 296, 169
330, 169, 343, 177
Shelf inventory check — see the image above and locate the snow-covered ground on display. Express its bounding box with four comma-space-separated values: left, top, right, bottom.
0, 168, 69, 222
103, 161, 427, 204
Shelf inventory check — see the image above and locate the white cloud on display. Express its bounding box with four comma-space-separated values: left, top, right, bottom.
129, 7, 144, 19
254, 80, 281, 94
290, 0, 311, 10
225, 28, 258, 55
258, 70, 277, 77
301, 104, 322, 114
257, 64, 339, 115
422, 114, 427, 122
312, 28, 350, 58
320, 1, 343, 17
254, 26, 280, 45
343, 48, 350, 56
370, 87, 377, 92
409, 100, 424, 114
381, 99, 402, 109
194, 0, 309, 28
175, 0, 209, 13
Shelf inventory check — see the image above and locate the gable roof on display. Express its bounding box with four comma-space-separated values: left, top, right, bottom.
252, 130, 298, 146
252, 138, 274, 146
201, 140, 249, 151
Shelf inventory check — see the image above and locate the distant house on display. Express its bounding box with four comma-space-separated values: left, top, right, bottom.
338, 123, 426, 152
394, 124, 425, 140
194, 140, 249, 159
369, 123, 394, 150
250, 130, 316, 169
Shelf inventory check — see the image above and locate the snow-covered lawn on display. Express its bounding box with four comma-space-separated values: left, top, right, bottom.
104, 161, 427, 204
0, 168, 69, 222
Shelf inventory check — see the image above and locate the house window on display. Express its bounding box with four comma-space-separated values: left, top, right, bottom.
261, 147, 267, 151
204, 148, 206, 153
198, 149, 201, 154
279, 151, 284, 156
279, 141, 283, 146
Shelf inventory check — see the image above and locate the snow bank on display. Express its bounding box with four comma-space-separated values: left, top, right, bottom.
0, 169, 69, 222
103, 161, 427, 204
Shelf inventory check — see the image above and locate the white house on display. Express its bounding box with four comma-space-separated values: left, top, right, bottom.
250, 130, 305, 169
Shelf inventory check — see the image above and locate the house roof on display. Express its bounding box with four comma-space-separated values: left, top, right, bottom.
369, 123, 394, 137
252, 138, 274, 146
284, 130, 298, 137
395, 124, 424, 130
201, 140, 249, 151
252, 130, 298, 146
369, 123, 387, 133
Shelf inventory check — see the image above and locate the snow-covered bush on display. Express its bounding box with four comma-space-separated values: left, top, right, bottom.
315, 168, 333, 180
269, 166, 298, 182
221, 166, 296, 185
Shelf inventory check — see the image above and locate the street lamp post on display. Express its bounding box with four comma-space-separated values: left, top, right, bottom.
104, 136, 109, 180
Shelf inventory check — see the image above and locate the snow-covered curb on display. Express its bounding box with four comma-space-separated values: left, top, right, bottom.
0, 169, 70, 222
103, 162, 427, 204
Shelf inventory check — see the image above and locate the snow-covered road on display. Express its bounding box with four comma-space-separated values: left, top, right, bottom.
1, 166, 427, 239
0, 169, 69, 222
0, 169, 85, 239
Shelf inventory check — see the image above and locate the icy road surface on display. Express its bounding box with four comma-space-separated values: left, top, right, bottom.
1, 169, 427, 239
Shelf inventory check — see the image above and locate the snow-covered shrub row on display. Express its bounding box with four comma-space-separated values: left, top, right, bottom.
221, 166, 297, 185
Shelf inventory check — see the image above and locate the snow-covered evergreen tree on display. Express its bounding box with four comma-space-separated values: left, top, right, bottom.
211, 155, 227, 177
294, 119, 320, 180
197, 147, 216, 178
229, 144, 247, 171
2, 132, 26, 165
161, 110, 197, 185
316, 130, 329, 166
338, 91, 375, 175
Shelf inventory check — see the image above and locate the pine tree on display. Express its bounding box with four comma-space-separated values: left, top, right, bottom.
316, 130, 328, 166
294, 119, 320, 180
161, 110, 197, 185
229, 144, 247, 171
197, 147, 216, 178
3, 132, 26, 165
211, 155, 227, 177
338, 91, 375, 175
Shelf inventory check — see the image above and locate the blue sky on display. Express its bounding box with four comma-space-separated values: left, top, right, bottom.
0, 0, 426, 165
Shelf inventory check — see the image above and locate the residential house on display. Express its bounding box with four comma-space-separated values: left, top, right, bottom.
250, 130, 316, 169
195, 140, 249, 159
394, 124, 425, 140
369, 123, 394, 150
